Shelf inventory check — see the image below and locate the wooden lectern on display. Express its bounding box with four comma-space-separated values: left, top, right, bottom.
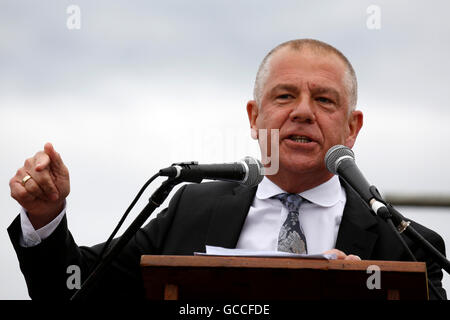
140, 255, 428, 300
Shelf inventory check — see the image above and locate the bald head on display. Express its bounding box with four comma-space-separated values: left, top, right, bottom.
253, 39, 357, 112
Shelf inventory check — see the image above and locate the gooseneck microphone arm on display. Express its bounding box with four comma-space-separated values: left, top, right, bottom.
368, 187, 446, 300
384, 201, 450, 275
70, 174, 192, 301
325, 145, 449, 300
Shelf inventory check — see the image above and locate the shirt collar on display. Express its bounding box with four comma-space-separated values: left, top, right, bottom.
256, 175, 343, 207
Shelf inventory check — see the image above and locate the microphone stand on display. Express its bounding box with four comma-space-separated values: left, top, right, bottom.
369, 186, 448, 300
70, 175, 199, 301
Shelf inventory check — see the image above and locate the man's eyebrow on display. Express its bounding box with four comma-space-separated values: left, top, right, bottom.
310, 86, 340, 98
268, 84, 299, 96
267, 84, 343, 104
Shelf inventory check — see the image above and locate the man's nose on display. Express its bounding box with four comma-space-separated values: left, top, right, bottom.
289, 97, 316, 124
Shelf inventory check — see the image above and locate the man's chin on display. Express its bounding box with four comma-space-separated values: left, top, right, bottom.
278, 157, 323, 175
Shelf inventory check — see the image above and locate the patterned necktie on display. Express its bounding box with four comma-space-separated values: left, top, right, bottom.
273, 193, 308, 254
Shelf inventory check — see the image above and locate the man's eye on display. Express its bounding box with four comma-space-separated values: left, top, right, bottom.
316, 97, 333, 104
277, 94, 294, 100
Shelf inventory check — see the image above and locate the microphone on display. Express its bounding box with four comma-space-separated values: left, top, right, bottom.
325, 145, 387, 215
159, 156, 264, 188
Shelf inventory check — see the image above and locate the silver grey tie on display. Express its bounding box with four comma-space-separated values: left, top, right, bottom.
273, 193, 308, 254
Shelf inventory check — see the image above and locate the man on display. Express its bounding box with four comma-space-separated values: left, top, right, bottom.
8, 39, 446, 300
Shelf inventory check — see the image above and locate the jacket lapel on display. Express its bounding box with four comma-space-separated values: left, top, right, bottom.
205, 184, 257, 248
204, 178, 380, 258
335, 179, 379, 259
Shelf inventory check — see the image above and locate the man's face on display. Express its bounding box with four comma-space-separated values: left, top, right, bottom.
248, 47, 363, 180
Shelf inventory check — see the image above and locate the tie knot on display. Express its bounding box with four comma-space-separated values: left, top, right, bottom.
273, 193, 303, 213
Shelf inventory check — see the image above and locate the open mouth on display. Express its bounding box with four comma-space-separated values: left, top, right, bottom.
287, 135, 313, 143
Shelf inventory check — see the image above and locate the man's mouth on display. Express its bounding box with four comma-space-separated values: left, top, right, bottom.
287, 135, 313, 143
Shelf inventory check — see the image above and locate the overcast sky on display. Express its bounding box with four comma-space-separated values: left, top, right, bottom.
1, 0, 450, 299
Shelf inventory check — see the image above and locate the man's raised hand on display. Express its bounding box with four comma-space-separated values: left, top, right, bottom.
10, 143, 70, 229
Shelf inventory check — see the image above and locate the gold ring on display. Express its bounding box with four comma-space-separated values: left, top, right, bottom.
21, 175, 32, 186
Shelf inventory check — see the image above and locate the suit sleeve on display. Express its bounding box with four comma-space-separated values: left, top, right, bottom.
422, 233, 447, 300
7, 184, 188, 300
408, 221, 447, 300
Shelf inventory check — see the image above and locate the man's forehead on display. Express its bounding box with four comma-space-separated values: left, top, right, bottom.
270, 47, 346, 77
265, 47, 348, 92
273, 45, 344, 63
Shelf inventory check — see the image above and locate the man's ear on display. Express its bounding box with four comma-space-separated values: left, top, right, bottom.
345, 110, 363, 148
247, 100, 259, 140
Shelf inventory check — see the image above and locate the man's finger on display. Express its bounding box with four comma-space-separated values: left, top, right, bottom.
35, 152, 51, 172
10, 173, 36, 204
345, 254, 361, 261
10, 182, 36, 204
28, 169, 60, 201
21, 173, 48, 201
43, 142, 65, 171
324, 249, 347, 259
9, 168, 36, 205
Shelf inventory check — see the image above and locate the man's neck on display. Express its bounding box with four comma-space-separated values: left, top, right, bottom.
265, 169, 334, 194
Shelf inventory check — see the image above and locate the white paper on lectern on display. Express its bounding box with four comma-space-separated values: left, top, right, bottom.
194, 245, 336, 260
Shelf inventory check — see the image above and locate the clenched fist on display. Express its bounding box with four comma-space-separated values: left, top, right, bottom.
10, 143, 70, 229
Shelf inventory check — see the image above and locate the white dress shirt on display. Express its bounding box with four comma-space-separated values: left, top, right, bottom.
19, 202, 67, 247
19, 177, 346, 252
235, 176, 346, 254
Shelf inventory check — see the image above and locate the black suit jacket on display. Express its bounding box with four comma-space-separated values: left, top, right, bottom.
8, 179, 447, 300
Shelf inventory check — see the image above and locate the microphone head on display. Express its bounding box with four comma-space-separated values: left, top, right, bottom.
325, 145, 355, 175
241, 156, 264, 187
